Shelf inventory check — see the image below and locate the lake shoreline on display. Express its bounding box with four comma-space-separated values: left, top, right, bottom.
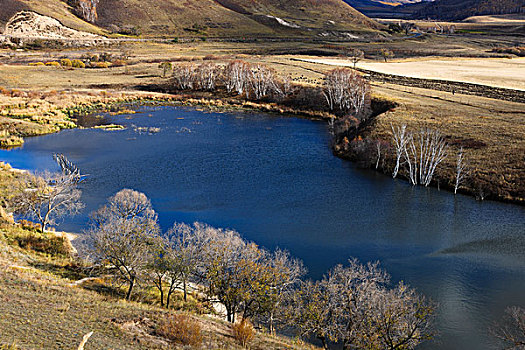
1, 89, 523, 205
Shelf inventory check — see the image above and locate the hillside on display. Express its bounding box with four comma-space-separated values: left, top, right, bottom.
344, 0, 525, 20
343, 0, 431, 18
0, 0, 381, 38
0, 217, 315, 349
412, 0, 525, 20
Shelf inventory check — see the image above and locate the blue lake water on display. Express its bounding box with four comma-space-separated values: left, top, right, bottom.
1, 106, 524, 349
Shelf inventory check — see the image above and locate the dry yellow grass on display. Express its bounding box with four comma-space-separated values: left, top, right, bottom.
367, 83, 525, 201
297, 57, 525, 91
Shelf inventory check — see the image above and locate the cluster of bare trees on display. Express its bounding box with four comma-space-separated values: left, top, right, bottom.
288, 259, 435, 350
12, 154, 84, 232
390, 124, 467, 189
88, 188, 435, 348
171, 60, 286, 101
88, 189, 304, 323
322, 68, 370, 119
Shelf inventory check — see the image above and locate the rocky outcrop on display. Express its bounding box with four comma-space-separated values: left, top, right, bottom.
5, 11, 104, 41
70, 0, 99, 23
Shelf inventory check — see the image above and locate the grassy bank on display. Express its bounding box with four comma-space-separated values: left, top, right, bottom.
0, 210, 316, 349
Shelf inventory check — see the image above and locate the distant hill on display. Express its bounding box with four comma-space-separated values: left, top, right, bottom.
412, 0, 525, 20
1, 0, 381, 38
343, 0, 432, 18
344, 0, 525, 20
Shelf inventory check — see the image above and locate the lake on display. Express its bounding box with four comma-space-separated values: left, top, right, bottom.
1, 106, 524, 349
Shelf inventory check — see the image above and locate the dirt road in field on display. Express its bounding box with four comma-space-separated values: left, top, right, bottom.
299, 57, 525, 91
295, 57, 525, 103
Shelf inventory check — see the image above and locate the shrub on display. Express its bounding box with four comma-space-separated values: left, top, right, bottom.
92, 62, 111, 69
111, 59, 127, 67
156, 314, 203, 346
28, 62, 45, 66
60, 58, 72, 67
45, 61, 61, 67
71, 59, 86, 68
232, 319, 255, 347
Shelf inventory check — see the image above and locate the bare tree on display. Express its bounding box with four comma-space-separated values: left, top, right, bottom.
401, 22, 415, 35
325, 260, 390, 350
287, 280, 332, 349
147, 236, 181, 307
257, 249, 306, 335
288, 259, 435, 350
323, 68, 370, 119
346, 48, 364, 69
404, 128, 448, 186
14, 157, 84, 232
53, 153, 85, 184
370, 282, 436, 350
88, 189, 160, 300
172, 63, 197, 90
454, 147, 469, 195
248, 63, 277, 100
167, 222, 212, 302
391, 124, 409, 178
490, 306, 525, 349
195, 62, 220, 91
274, 74, 296, 100
196, 225, 249, 322
223, 60, 251, 96
375, 140, 382, 169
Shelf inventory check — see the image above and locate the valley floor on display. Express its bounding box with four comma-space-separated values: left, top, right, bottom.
0, 40, 524, 202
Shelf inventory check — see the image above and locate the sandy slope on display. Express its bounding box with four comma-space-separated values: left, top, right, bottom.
300, 57, 525, 91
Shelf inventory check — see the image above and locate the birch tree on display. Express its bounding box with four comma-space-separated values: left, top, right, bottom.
195, 62, 220, 91
376, 140, 382, 169
223, 60, 250, 96
323, 68, 370, 119
248, 63, 277, 100
172, 63, 197, 90
454, 147, 469, 194
391, 124, 409, 178
404, 128, 448, 186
